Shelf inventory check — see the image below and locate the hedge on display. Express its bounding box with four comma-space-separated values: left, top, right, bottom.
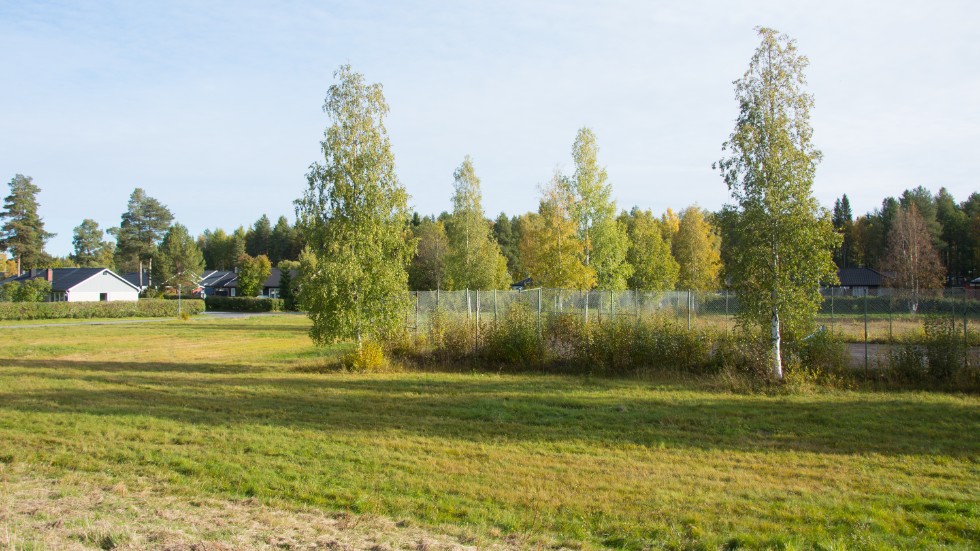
204, 296, 284, 312
0, 299, 205, 321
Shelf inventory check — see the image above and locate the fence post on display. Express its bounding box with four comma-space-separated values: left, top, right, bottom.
725, 288, 729, 331
687, 290, 692, 331
466, 289, 471, 321
635, 288, 640, 323
864, 292, 869, 370
475, 289, 480, 354
888, 295, 893, 344
830, 288, 834, 333
537, 287, 542, 341
494, 289, 498, 325
965, 292, 970, 370
610, 289, 614, 321
415, 291, 419, 343
436, 288, 440, 310
584, 289, 589, 325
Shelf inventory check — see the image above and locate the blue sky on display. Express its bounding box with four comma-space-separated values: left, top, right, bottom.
2, 1, 978, 256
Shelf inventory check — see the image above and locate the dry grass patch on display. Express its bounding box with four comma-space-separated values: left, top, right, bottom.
0, 464, 512, 550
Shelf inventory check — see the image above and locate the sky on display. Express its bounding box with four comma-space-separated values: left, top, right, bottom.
1, 1, 978, 257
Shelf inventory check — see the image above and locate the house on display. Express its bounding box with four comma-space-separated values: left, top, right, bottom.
199, 268, 296, 298
0, 268, 140, 302
121, 270, 151, 292
830, 267, 890, 296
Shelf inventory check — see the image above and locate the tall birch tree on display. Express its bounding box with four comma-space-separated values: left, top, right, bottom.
444, 156, 510, 289
296, 65, 414, 346
715, 27, 840, 379
566, 128, 631, 290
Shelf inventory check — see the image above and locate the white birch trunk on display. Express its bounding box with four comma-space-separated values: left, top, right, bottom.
771, 307, 782, 379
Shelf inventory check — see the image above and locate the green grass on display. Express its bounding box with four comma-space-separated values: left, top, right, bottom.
0, 315, 978, 548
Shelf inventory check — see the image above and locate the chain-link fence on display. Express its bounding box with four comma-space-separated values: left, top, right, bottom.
407, 288, 980, 368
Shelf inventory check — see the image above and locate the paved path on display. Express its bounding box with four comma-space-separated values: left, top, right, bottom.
1, 311, 298, 329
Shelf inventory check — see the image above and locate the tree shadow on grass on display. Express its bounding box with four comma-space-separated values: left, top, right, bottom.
1, 358, 977, 458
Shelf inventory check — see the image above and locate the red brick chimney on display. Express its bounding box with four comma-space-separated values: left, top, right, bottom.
46, 268, 53, 282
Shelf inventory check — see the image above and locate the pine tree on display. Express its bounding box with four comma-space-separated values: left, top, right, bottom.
153, 224, 205, 291
71, 219, 115, 268
110, 188, 173, 273
0, 174, 54, 270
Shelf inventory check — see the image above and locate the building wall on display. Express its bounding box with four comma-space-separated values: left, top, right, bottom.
66, 271, 139, 302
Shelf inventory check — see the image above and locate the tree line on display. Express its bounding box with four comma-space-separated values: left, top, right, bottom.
1, 28, 975, 378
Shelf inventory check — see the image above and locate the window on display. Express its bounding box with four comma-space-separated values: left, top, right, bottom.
100, 293, 108, 301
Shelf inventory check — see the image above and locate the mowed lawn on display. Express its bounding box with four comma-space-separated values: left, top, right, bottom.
0, 315, 977, 549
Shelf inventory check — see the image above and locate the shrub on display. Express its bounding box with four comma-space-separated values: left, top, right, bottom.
343, 340, 388, 372
0, 299, 204, 320
483, 303, 543, 368
204, 296, 283, 312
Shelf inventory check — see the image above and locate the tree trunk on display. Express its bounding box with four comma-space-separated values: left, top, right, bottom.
771, 307, 782, 379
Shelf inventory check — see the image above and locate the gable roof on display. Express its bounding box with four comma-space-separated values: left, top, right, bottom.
836, 268, 887, 288
201, 268, 295, 289
2, 268, 140, 292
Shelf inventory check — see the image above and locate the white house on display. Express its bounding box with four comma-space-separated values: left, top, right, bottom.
1, 268, 140, 302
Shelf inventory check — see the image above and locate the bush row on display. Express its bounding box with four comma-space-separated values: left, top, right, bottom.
389, 305, 849, 378
0, 299, 204, 320
204, 296, 284, 312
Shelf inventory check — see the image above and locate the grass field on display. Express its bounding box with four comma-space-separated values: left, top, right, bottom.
0, 315, 978, 549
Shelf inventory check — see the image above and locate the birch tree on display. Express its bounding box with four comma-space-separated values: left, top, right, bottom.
715, 27, 840, 379
672, 206, 721, 292
882, 204, 944, 302
566, 128, 631, 290
520, 172, 595, 289
296, 65, 414, 346
444, 156, 510, 289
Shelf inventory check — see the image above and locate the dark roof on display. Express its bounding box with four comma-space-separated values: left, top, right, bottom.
836, 268, 886, 287
1, 268, 138, 291
121, 271, 151, 288
201, 268, 295, 289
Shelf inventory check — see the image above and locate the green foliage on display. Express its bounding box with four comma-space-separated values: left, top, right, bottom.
444, 156, 510, 290
715, 28, 841, 377
270, 215, 300, 265
520, 173, 595, 289
245, 214, 272, 257
277, 260, 301, 311
153, 223, 205, 290
0, 174, 54, 270
236, 253, 272, 297
567, 128, 631, 289
70, 219, 115, 269
482, 303, 543, 367
0, 299, 204, 320
204, 296, 283, 312
0, 280, 17, 302
296, 64, 414, 345
110, 188, 174, 273
14, 277, 51, 302
342, 340, 388, 372
621, 208, 678, 291
672, 206, 721, 291
407, 218, 449, 291
493, 213, 523, 278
